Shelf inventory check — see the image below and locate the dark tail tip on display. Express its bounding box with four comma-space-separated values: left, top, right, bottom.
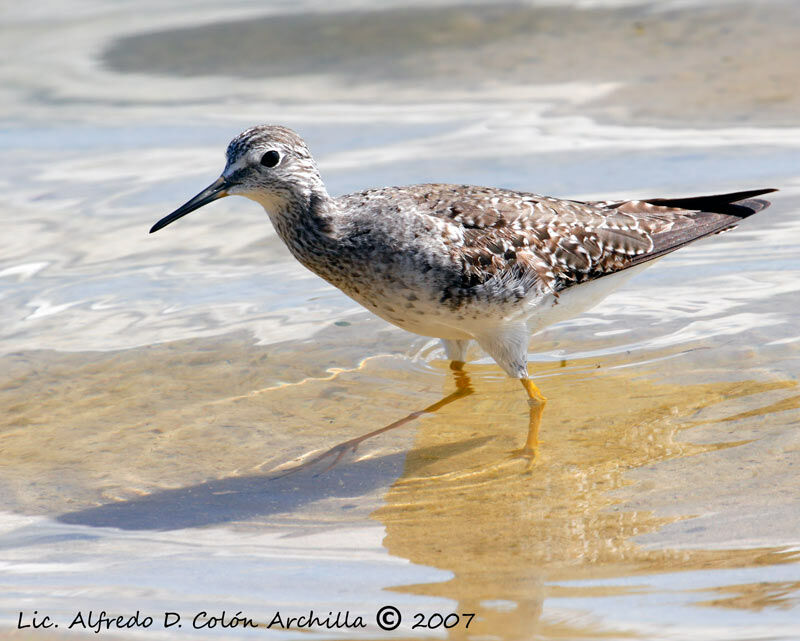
646, 188, 777, 218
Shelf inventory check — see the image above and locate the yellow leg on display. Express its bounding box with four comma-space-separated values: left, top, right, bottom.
511, 378, 547, 465
273, 362, 474, 477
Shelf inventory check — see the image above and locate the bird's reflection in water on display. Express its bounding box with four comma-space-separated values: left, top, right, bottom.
365, 362, 798, 640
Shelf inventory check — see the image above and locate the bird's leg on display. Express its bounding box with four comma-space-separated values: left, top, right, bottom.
509, 377, 547, 465
472, 327, 546, 465
272, 361, 474, 477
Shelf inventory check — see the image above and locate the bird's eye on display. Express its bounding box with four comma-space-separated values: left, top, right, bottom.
260, 150, 281, 168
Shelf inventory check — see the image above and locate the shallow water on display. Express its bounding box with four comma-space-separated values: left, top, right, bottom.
2, 1, 800, 639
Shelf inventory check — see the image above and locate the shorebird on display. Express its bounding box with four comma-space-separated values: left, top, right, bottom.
151, 125, 774, 462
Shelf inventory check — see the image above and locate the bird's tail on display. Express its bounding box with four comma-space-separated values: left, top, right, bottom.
612, 187, 778, 269
643, 187, 776, 219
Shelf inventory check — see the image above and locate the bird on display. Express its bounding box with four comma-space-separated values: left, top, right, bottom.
150, 125, 775, 462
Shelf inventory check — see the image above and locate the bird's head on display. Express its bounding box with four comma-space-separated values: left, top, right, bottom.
150, 125, 324, 233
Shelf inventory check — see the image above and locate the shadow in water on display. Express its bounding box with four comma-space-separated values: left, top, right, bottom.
57, 453, 400, 530
57, 437, 491, 531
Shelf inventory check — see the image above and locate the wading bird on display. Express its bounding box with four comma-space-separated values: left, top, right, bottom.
151, 125, 774, 466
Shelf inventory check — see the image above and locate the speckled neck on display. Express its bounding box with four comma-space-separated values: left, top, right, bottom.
250, 185, 345, 277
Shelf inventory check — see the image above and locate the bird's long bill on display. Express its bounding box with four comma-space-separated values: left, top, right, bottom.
150, 176, 230, 233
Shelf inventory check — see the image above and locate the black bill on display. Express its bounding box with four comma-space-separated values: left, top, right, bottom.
150, 176, 231, 233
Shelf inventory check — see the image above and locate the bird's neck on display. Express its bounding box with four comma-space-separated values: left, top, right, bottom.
253, 186, 342, 267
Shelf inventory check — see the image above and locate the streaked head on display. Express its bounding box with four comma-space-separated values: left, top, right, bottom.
150, 125, 324, 233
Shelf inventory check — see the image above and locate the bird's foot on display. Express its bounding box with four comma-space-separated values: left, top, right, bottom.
271, 437, 363, 479
507, 444, 539, 470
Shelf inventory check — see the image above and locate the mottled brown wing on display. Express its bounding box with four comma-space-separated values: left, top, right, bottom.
409, 185, 775, 292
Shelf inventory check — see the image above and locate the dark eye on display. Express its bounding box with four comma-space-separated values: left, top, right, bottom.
260, 150, 281, 168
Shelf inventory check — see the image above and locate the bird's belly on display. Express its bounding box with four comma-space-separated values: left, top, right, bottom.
343, 290, 474, 340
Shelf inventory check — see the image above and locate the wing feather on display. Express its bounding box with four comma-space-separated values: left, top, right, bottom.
338, 184, 775, 294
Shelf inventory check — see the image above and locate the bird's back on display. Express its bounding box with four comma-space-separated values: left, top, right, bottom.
334, 184, 775, 302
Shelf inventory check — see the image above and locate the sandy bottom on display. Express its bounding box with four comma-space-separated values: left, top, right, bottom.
2, 304, 799, 638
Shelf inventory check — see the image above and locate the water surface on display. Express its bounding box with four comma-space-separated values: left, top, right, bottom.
2, 1, 800, 639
